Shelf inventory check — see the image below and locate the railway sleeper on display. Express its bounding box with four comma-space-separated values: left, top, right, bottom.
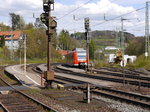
56, 67, 150, 88
93, 90, 150, 108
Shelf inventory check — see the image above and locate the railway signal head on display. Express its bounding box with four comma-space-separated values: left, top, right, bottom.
46, 17, 57, 35
43, 0, 48, 4
49, 17, 57, 28
43, 4, 50, 12
43, 0, 54, 4
43, 0, 55, 12
84, 17, 90, 30
40, 13, 48, 25
49, 0, 54, 4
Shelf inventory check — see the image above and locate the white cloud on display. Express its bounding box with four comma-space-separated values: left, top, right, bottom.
0, 0, 42, 24
115, 0, 147, 6
84, 0, 135, 15
0, 0, 146, 36
0, 0, 42, 10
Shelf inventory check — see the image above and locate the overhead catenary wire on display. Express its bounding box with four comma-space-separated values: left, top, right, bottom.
58, 0, 118, 28
56, 0, 145, 30
92, 6, 146, 27
57, 0, 120, 21
57, 0, 94, 20
54, 1, 149, 38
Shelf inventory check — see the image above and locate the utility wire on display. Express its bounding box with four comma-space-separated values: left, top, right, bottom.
57, 0, 120, 20
57, 0, 94, 20
126, 22, 144, 29
122, 18, 150, 30
92, 6, 146, 27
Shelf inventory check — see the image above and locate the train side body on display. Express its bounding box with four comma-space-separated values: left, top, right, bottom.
65, 48, 88, 67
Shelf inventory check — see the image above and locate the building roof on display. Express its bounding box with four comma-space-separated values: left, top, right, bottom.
58, 50, 68, 56
0, 31, 22, 40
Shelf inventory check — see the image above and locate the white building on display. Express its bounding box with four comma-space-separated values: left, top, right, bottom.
108, 54, 137, 66
105, 46, 119, 50
0, 31, 23, 50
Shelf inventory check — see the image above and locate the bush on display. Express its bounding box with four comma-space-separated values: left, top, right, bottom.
128, 55, 150, 69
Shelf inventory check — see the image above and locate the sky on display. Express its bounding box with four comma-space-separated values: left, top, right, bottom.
0, 0, 149, 36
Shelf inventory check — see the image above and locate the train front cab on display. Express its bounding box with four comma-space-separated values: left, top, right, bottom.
76, 50, 88, 68
73, 51, 79, 66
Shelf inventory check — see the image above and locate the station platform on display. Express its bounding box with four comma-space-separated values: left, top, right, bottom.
56, 65, 85, 73
37, 64, 120, 88
5, 65, 43, 87
37, 64, 85, 73
5, 64, 121, 88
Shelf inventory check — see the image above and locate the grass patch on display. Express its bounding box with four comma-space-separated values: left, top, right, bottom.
94, 60, 109, 68
0, 59, 19, 66
27, 58, 47, 64
127, 55, 150, 70
27, 58, 64, 64
0, 69, 20, 85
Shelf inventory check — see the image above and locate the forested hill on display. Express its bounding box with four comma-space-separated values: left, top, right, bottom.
71, 30, 135, 48
72, 30, 135, 40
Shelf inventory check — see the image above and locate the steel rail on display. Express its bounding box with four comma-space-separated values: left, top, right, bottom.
93, 68, 150, 81
51, 73, 150, 108
55, 66, 150, 88
30, 64, 150, 109
0, 72, 58, 112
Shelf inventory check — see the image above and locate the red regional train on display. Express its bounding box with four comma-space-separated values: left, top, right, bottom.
65, 48, 89, 68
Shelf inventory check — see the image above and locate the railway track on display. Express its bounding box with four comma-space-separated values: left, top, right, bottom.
55, 66, 150, 88
0, 68, 58, 112
93, 68, 150, 81
52, 74, 150, 109
0, 66, 9, 87
93, 88, 150, 108
0, 78, 6, 87
32, 64, 150, 108
0, 93, 41, 112
45, 65, 150, 108
99, 67, 150, 76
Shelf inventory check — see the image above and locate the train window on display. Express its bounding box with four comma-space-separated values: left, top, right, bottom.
78, 55, 86, 60
77, 51, 86, 53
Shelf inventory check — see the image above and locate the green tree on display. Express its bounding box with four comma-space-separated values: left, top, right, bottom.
89, 40, 96, 60
34, 18, 45, 29
0, 35, 5, 48
71, 32, 85, 40
0, 23, 11, 31
24, 29, 47, 59
24, 23, 34, 29
51, 33, 58, 49
58, 30, 81, 50
10, 13, 25, 30
59, 30, 69, 50
2, 46, 11, 59
22, 28, 59, 60
125, 37, 145, 56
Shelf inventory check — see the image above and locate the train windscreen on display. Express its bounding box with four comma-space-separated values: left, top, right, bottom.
77, 50, 86, 53
78, 55, 86, 60
76, 50, 86, 60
